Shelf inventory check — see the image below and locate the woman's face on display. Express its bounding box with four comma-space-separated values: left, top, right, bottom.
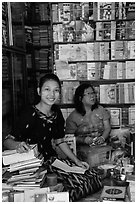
39, 80, 60, 106
82, 87, 96, 106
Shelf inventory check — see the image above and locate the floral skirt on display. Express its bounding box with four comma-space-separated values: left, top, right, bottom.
44, 157, 102, 202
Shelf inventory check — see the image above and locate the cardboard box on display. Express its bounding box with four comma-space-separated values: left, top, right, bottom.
77, 145, 112, 167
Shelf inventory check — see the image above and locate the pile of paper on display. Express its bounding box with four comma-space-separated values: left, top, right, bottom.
2, 144, 46, 190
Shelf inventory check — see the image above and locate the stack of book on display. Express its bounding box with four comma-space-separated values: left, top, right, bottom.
2, 144, 46, 190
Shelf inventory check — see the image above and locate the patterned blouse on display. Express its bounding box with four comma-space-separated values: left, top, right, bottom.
66, 105, 110, 139
9, 105, 65, 160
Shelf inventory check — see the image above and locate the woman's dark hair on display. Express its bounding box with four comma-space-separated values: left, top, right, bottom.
74, 83, 99, 116
39, 73, 61, 91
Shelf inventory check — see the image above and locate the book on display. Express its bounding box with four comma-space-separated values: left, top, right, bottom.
77, 63, 87, 80
9, 156, 43, 169
125, 61, 135, 79
127, 41, 135, 59
104, 42, 109, 60
116, 21, 127, 40
87, 42, 94, 60
126, 2, 135, 20
100, 185, 126, 201
55, 60, 69, 80
100, 62, 107, 79
108, 62, 117, 79
19, 167, 39, 174
117, 83, 124, 103
61, 81, 79, 104
7, 168, 47, 187
115, 41, 124, 59
111, 21, 116, 40
121, 108, 128, 126
126, 21, 135, 39
97, 2, 112, 20
103, 64, 110, 79
70, 44, 87, 61
117, 62, 126, 79
111, 41, 115, 60
81, 21, 94, 41
68, 64, 77, 80
63, 21, 75, 42
94, 42, 100, 60
107, 108, 121, 127
2, 144, 38, 166
87, 63, 100, 80
128, 107, 135, 125
124, 82, 135, 103
51, 159, 86, 174
96, 22, 112, 40
9, 158, 43, 172
58, 44, 71, 61
100, 42, 105, 60
100, 84, 117, 104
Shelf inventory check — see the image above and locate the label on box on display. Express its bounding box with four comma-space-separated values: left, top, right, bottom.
46, 192, 69, 202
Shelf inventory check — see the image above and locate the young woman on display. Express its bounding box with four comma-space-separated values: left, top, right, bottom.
65, 83, 111, 146
4, 73, 102, 201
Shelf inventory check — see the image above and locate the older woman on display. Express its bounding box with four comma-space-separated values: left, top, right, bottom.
66, 83, 111, 146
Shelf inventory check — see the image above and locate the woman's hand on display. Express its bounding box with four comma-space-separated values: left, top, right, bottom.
94, 136, 105, 145
75, 159, 89, 170
84, 136, 93, 145
16, 141, 31, 153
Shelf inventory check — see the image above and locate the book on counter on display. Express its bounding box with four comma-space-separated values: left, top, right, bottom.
51, 159, 86, 174
2, 144, 46, 190
5, 166, 47, 190
2, 144, 39, 166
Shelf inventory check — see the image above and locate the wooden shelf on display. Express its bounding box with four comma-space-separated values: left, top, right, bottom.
59, 103, 135, 109
2, 45, 26, 54
53, 38, 135, 45
61, 79, 135, 83
68, 59, 135, 64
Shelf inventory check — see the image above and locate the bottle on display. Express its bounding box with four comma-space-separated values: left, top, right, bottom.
120, 167, 126, 181
110, 168, 114, 186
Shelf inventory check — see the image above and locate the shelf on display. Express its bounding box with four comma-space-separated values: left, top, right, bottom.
2, 45, 26, 54
52, 19, 132, 25
52, 2, 135, 119
35, 69, 52, 73
61, 79, 135, 84
67, 59, 135, 64
33, 45, 51, 49
28, 20, 50, 26
59, 103, 135, 109
53, 38, 135, 45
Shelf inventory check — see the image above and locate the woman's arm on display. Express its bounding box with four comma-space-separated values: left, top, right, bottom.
95, 119, 111, 145
101, 119, 111, 140
4, 137, 30, 153
4, 137, 20, 150
58, 142, 89, 169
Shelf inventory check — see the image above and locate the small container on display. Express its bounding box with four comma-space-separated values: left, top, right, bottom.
124, 164, 134, 175
47, 173, 57, 186
2, 191, 9, 202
